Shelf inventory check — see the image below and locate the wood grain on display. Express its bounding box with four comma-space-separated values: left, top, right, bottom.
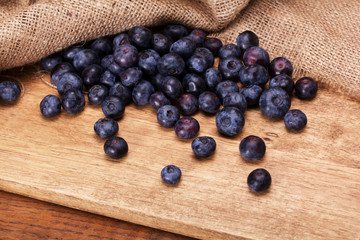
0, 66, 359, 239
0, 190, 193, 240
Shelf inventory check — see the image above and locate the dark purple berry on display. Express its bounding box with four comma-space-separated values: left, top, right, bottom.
157, 105, 180, 128
215, 80, 239, 102
218, 57, 243, 81
269, 74, 294, 95
101, 96, 125, 119
152, 33, 171, 55
113, 44, 139, 68
239, 64, 269, 87
170, 37, 196, 59
113, 33, 130, 50
132, 80, 155, 106
40, 52, 63, 72
243, 46, 270, 68
204, 68, 222, 91
157, 53, 185, 76
176, 93, 199, 116
203, 37, 223, 56
174, 117, 200, 139
56, 72, 83, 95
236, 31, 259, 54
163, 24, 188, 42
188, 29, 207, 47
240, 85, 263, 106
94, 117, 119, 139
295, 77, 318, 100
88, 84, 109, 105
151, 73, 165, 90
247, 168, 271, 193
161, 165, 181, 185
268, 57, 293, 78
40, 95, 61, 118
198, 91, 221, 114
101, 55, 124, 76
149, 91, 171, 111
222, 92, 247, 113
239, 135, 266, 160
120, 67, 142, 87
128, 26, 153, 49
61, 89, 85, 114
259, 87, 291, 119
82, 64, 103, 89
138, 49, 160, 76
50, 62, 75, 86
161, 76, 183, 100
182, 73, 206, 97
99, 70, 118, 88
218, 44, 241, 59
73, 49, 100, 72
215, 107, 245, 137
104, 136, 128, 159
284, 109, 307, 131
191, 136, 216, 158
62, 45, 83, 63
108, 82, 132, 105
90, 37, 112, 58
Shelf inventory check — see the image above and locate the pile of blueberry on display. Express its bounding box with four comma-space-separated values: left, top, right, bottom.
34, 24, 319, 192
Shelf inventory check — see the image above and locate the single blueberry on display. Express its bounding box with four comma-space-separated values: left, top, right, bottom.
215, 107, 245, 137
269, 74, 294, 95
203, 37, 223, 57
101, 96, 125, 119
161, 165, 182, 185
73, 49, 100, 72
240, 85, 263, 106
152, 33, 171, 56
99, 70, 118, 88
157, 105, 180, 128
247, 168, 271, 193
40, 52, 63, 72
268, 57, 293, 78
90, 37, 112, 58
149, 91, 171, 111
61, 89, 85, 114
163, 24, 188, 42
239, 64, 269, 87
236, 31, 259, 55
88, 84, 109, 105
204, 68, 222, 91
128, 26, 153, 49
215, 80, 240, 102
191, 136, 216, 158
50, 62, 75, 86
138, 49, 160, 76
157, 53, 185, 76
182, 73, 207, 97
94, 117, 119, 139
239, 135, 266, 160
56, 72, 83, 95
132, 80, 155, 106
113, 33, 130, 50
295, 77, 318, 100
193, 47, 214, 67
259, 87, 291, 119
198, 91, 221, 114
151, 73, 165, 90
176, 93, 199, 116
186, 54, 209, 74
113, 44, 139, 68
170, 37, 196, 59
174, 116, 200, 139
104, 136, 128, 159
120, 67, 143, 87
188, 29, 207, 47
243, 46, 270, 68
218, 44, 241, 59
82, 64, 103, 89
108, 82, 132, 105
101, 55, 124, 76
222, 92, 247, 113
284, 109, 307, 131
161, 76, 183, 100
40, 95, 61, 118
218, 57, 243, 81
62, 45, 83, 63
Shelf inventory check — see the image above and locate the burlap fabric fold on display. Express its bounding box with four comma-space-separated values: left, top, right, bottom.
0, 0, 359, 100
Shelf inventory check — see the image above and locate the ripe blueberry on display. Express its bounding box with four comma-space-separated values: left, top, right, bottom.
104, 136, 128, 159
215, 107, 245, 137
239, 135, 266, 160
295, 77, 318, 100
161, 165, 181, 185
191, 136, 216, 158
40, 95, 61, 118
247, 168, 271, 193
284, 109, 307, 131
174, 117, 200, 139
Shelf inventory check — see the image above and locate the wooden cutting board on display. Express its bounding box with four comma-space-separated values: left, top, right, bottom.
0, 67, 359, 240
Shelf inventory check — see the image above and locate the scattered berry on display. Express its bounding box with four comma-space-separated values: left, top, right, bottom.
40, 95, 61, 118
104, 136, 128, 159
191, 136, 216, 158
239, 135, 266, 160
247, 168, 271, 193
0, 80, 21, 103
295, 77, 318, 100
157, 105, 180, 128
284, 109, 307, 131
259, 88, 291, 119
161, 165, 182, 185
174, 116, 200, 139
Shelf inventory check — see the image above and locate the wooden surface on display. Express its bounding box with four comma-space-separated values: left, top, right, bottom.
0, 67, 359, 239
0, 190, 192, 240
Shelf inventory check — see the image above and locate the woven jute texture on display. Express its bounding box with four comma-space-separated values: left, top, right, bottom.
0, 0, 359, 99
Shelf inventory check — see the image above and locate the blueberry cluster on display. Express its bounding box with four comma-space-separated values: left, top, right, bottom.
39, 25, 318, 189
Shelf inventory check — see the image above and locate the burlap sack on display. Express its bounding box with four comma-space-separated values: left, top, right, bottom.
1, 0, 359, 100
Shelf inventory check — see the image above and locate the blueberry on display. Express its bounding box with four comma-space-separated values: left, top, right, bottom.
204, 68, 222, 91
90, 37, 112, 58
198, 91, 221, 114
56, 72, 83, 95
113, 44, 139, 68
101, 96, 125, 119
39, 95, 61, 118
40, 52, 63, 72
215, 107, 244, 137
240, 85, 263, 106
163, 24, 188, 42
101, 55, 124, 76
284, 109, 307, 131
215, 80, 239, 102
247, 168, 271, 193
157, 53, 185, 76
203, 37, 223, 56
269, 74, 294, 95
176, 93, 199, 116
193, 47, 214, 67
157, 105, 180, 128
104, 136, 128, 159
259, 87, 291, 119
61, 89, 85, 114
152, 33, 171, 56
113, 33, 130, 50
81, 64, 103, 89
236, 31, 259, 55
149, 91, 171, 110
138, 49, 160, 76
151, 73, 165, 90
73, 49, 100, 72
239, 64, 269, 87
218, 44, 241, 59
239, 135, 266, 160
120, 67, 142, 87
295, 77, 318, 100
94, 117, 119, 139
50, 62, 75, 86
222, 92, 247, 113
170, 37, 196, 59
132, 80, 155, 106
161, 76, 183, 100
188, 29, 207, 47
182, 73, 206, 97
62, 45, 83, 63
88, 84, 109, 105
218, 57, 243, 81
191, 136, 216, 158
174, 117, 200, 139
99, 70, 118, 88
128, 26, 153, 49
268, 57, 293, 78
161, 165, 181, 185
243, 46, 270, 68
108, 82, 132, 105
186, 54, 209, 74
